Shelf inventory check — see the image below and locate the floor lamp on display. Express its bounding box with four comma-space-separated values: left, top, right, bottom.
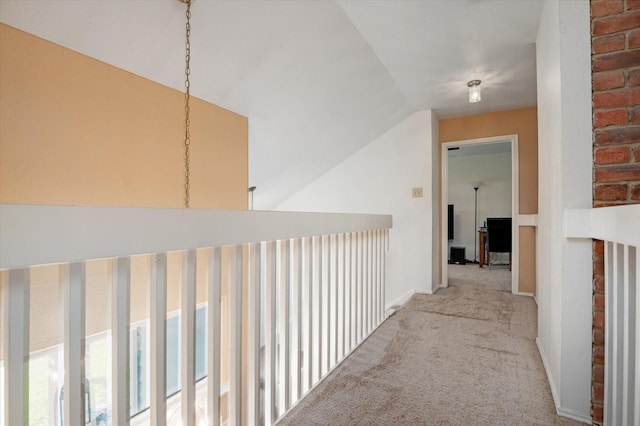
473, 185, 479, 262
248, 186, 256, 210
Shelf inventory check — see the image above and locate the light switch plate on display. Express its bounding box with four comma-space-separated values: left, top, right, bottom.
412, 187, 423, 198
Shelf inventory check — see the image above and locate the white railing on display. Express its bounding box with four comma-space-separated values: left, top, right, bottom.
565, 204, 640, 426
0, 204, 392, 425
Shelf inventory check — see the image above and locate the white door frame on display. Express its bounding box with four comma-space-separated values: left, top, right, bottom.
441, 134, 519, 294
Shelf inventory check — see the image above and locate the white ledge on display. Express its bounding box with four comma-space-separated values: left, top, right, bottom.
518, 214, 538, 227
564, 204, 640, 246
0, 204, 392, 270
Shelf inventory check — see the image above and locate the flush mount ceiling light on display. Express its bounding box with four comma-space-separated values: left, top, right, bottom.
467, 79, 482, 103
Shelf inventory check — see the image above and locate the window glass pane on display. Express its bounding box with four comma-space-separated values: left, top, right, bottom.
129, 255, 151, 419
86, 335, 110, 424
29, 354, 47, 425
195, 306, 207, 381
129, 325, 148, 417
166, 315, 181, 397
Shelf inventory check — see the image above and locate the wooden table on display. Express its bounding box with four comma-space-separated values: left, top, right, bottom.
478, 229, 487, 267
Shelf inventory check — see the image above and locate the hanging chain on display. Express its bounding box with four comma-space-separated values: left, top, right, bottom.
183, 0, 192, 208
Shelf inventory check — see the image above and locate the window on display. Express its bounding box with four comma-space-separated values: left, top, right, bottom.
21, 304, 209, 425
130, 325, 148, 417
131, 304, 209, 418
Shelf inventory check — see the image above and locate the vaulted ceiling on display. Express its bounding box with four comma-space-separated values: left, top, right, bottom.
0, 0, 544, 209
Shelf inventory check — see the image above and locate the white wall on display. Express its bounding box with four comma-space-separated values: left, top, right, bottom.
276, 110, 438, 308
430, 111, 440, 289
536, 0, 592, 422
447, 152, 512, 263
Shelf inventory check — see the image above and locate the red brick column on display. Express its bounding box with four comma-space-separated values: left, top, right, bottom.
591, 0, 640, 423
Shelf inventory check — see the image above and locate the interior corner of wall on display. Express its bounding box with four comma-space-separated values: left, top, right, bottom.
536, 337, 561, 413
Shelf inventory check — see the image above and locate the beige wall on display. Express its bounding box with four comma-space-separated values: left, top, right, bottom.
439, 106, 538, 294
0, 21, 248, 379
0, 23, 247, 209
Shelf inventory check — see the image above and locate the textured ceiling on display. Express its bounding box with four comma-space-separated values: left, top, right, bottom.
0, 0, 544, 209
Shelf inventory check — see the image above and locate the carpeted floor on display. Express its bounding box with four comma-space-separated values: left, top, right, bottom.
278, 264, 583, 425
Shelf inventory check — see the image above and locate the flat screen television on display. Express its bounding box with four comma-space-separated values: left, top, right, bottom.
448, 204, 454, 240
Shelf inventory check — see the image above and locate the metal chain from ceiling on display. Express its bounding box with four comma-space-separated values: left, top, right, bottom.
182, 0, 192, 208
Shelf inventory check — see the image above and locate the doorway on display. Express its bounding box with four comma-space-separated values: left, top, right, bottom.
441, 135, 519, 294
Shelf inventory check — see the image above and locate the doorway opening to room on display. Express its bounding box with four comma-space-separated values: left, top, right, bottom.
441, 135, 519, 294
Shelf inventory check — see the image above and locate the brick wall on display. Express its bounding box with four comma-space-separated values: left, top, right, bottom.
591, 0, 640, 423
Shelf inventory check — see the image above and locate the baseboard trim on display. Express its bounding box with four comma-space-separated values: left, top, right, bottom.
535, 338, 591, 425
536, 338, 561, 412
385, 289, 417, 313
415, 288, 437, 295
515, 291, 534, 297
556, 407, 591, 424
385, 287, 441, 317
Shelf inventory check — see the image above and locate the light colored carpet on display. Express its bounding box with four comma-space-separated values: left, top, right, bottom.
278, 264, 583, 425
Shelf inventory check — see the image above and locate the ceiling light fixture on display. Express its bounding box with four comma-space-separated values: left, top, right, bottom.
467, 80, 482, 103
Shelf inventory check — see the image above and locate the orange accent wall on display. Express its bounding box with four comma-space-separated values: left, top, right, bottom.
439, 107, 538, 294
0, 23, 248, 209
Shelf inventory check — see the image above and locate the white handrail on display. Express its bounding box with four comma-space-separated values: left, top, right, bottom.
564, 204, 640, 245
0, 204, 392, 270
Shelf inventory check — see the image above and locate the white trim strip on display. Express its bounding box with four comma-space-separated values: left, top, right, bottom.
279, 239, 291, 412
112, 257, 130, 425
247, 243, 261, 425
330, 234, 337, 368
355, 232, 361, 344
383, 230, 388, 317
375, 230, 380, 327
150, 253, 167, 426
208, 247, 222, 426
265, 242, 277, 425
379, 229, 384, 325
229, 245, 243, 425
336, 234, 347, 360
622, 245, 632, 425
303, 237, 312, 394
608, 241, 640, 426
64, 262, 86, 425
362, 232, 368, 336
608, 243, 625, 425
351, 233, 357, 350
4, 268, 29, 425
367, 231, 373, 333
290, 239, 302, 402
311, 236, 321, 384
321, 235, 329, 375
604, 242, 612, 426
181, 250, 197, 425
359, 232, 364, 343
344, 233, 352, 354
378, 230, 385, 324
634, 246, 640, 426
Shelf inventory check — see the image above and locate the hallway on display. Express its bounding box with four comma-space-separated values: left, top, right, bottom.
279, 265, 582, 425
